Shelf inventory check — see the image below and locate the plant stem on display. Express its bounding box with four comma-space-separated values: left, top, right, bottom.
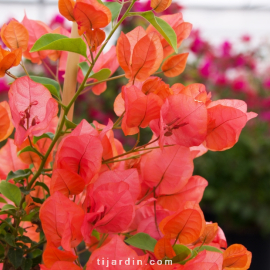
81, 74, 126, 94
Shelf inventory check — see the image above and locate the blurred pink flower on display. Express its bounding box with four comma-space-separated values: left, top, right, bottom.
0, 78, 9, 93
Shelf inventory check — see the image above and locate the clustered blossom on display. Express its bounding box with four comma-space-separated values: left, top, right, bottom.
0, 0, 256, 269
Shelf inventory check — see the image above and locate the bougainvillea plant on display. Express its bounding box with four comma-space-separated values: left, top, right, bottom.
0, 0, 256, 269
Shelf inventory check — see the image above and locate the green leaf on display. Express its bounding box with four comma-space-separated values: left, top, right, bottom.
172, 244, 191, 263
0, 197, 7, 203
104, 2, 122, 21
8, 247, 24, 269
32, 249, 43, 258
32, 254, 42, 267
0, 181, 21, 206
65, 116, 77, 129
78, 63, 111, 81
32, 197, 44, 204
22, 208, 39, 222
19, 187, 34, 195
17, 146, 43, 158
194, 245, 223, 254
33, 132, 54, 144
30, 76, 60, 99
17, 235, 33, 244
78, 62, 94, 78
89, 68, 111, 81
0, 244, 5, 258
31, 33, 87, 57
124, 233, 157, 252
91, 229, 100, 240
131, 11, 177, 53
21, 258, 32, 270
179, 249, 198, 265
1, 204, 17, 211
34, 182, 50, 196
6, 169, 32, 182
4, 234, 16, 247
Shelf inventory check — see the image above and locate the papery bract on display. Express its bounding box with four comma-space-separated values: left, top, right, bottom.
82, 182, 134, 242
0, 101, 14, 142
161, 53, 189, 77
50, 169, 86, 197
58, 0, 76, 21
0, 46, 22, 77
40, 192, 84, 250
154, 237, 176, 259
74, 0, 111, 35
223, 244, 252, 270
0, 139, 28, 179
94, 169, 140, 201
22, 15, 51, 63
157, 175, 208, 211
123, 85, 163, 131
56, 120, 103, 183
159, 203, 205, 244
85, 28, 105, 52
43, 244, 78, 268
142, 77, 172, 101
141, 145, 194, 196
151, 0, 172, 13
117, 28, 163, 82
8, 76, 58, 146
1, 19, 29, 51
150, 94, 207, 148
205, 100, 257, 151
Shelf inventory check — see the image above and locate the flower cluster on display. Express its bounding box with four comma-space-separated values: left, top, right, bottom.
0, 0, 256, 269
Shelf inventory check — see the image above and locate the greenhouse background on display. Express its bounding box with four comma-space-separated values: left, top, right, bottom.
0, 0, 270, 269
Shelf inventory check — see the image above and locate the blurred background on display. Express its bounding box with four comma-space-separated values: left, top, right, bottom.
1, 0, 270, 269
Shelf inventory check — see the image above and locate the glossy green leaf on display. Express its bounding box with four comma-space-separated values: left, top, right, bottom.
1, 204, 17, 211
8, 247, 24, 269
30, 76, 60, 99
78, 62, 111, 81
22, 208, 39, 222
130, 11, 177, 53
17, 235, 33, 244
30, 33, 87, 57
125, 233, 157, 252
17, 146, 43, 158
78, 62, 94, 78
91, 229, 100, 240
89, 68, 111, 81
172, 244, 191, 263
34, 182, 50, 196
0, 197, 7, 203
21, 258, 33, 270
0, 181, 21, 206
65, 116, 77, 129
179, 249, 198, 265
32, 197, 44, 204
0, 244, 4, 258
4, 234, 16, 247
194, 245, 223, 254
104, 2, 122, 21
33, 132, 54, 144
6, 169, 32, 182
